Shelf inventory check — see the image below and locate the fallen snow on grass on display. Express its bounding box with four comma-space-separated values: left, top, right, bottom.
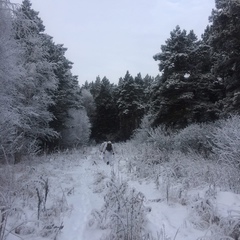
4, 146, 240, 240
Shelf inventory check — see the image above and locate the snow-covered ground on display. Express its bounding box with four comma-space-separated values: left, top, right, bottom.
4, 145, 240, 240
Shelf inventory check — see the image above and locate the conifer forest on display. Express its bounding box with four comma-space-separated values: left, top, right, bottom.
1, 0, 240, 157
2, 0, 240, 240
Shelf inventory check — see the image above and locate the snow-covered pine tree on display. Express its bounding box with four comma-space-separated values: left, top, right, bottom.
142, 74, 155, 111
0, 0, 23, 162
46, 41, 84, 150
117, 71, 145, 140
89, 75, 102, 99
152, 26, 224, 128
12, 0, 58, 159
152, 26, 199, 128
208, 0, 240, 115
91, 76, 119, 141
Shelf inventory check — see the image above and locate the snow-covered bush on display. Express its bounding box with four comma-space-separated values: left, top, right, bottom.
173, 123, 214, 157
188, 194, 219, 231
132, 115, 154, 144
211, 115, 240, 168
213, 211, 240, 240
135, 147, 168, 179
118, 142, 169, 180
81, 88, 96, 122
90, 173, 148, 240
146, 126, 175, 152
0, 157, 72, 240
0, 165, 26, 240
151, 150, 240, 205
60, 108, 91, 148
196, 205, 240, 239
132, 115, 174, 153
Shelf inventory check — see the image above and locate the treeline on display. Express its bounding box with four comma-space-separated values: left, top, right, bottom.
0, 0, 90, 163
81, 73, 155, 141
83, 0, 240, 141
1, 0, 240, 162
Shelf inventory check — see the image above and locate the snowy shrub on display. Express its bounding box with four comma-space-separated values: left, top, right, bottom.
60, 108, 91, 148
132, 117, 174, 152
0, 166, 38, 240
211, 115, 240, 169
131, 119, 240, 193
215, 211, 240, 240
0, 158, 72, 240
197, 211, 240, 240
188, 193, 219, 231
156, 165, 184, 204
187, 153, 239, 192
151, 150, 240, 207
122, 142, 170, 181
145, 126, 174, 152
173, 123, 214, 157
90, 173, 148, 240
132, 115, 154, 144
81, 88, 96, 122
115, 142, 144, 176
0, 165, 23, 240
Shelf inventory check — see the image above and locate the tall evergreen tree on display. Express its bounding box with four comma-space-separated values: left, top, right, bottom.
117, 71, 145, 139
91, 77, 118, 141
12, 0, 58, 158
142, 74, 155, 111
134, 73, 145, 105
14, 0, 86, 151
0, 0, 24, 162
89, 76, 101, 99
46, 41, 82, 147
152, 26, 223, 128
208, 0, 240, 114
154, 26, 198, 81
152, 26, 199, 127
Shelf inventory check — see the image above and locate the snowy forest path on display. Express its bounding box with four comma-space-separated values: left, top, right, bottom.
59, 146, 193, 240
59, 148, 105, 240
58, 146, 191, 240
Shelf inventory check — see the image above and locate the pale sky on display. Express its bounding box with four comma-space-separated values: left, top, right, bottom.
13, 0, 215, 85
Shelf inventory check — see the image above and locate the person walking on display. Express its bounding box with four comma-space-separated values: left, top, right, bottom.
100, 141, 115, 166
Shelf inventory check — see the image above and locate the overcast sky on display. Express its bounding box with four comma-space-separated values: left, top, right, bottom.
13, 0, 215, 85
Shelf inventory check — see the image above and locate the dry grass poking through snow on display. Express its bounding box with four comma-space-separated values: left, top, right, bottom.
1, 131, 240, 240
116, 139, 240, 240
0, 149, 89, 240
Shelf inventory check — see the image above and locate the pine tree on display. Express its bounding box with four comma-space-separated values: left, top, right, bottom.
89, 76, 101, 99
142, 74, 155, 111
208, 0, 240, 114
0, 0, 23, 162
13, 0, 58, 157
46, 41, 82, 147
117, 71, 145, 139
152, 26, 198, 127
154, 26, 198, 81
91, 77, 119, 141
152, 26, 224, 128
